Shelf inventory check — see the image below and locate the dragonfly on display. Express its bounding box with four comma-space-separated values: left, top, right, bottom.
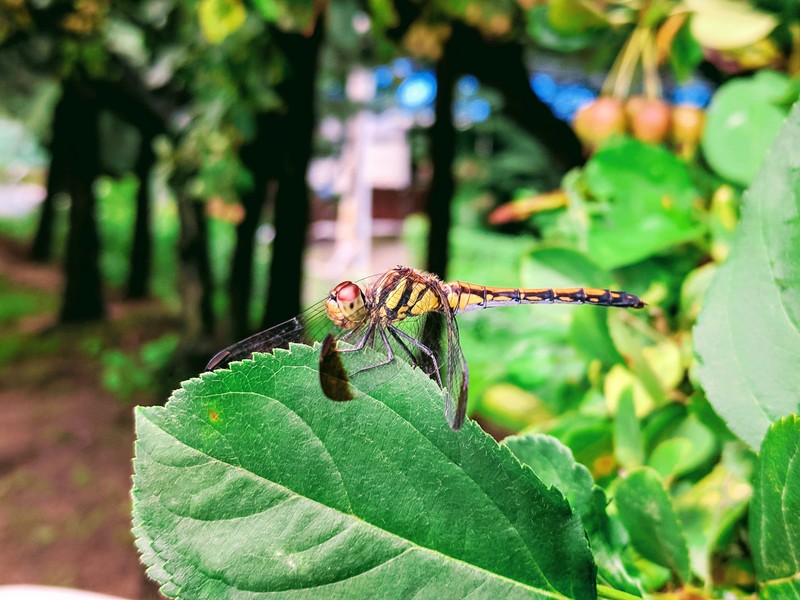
206, 266, 645, 430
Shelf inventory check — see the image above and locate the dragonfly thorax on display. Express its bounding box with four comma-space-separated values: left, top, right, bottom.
325, 281, 368, 330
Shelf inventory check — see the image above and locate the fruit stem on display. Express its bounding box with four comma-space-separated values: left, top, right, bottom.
611, 26, 645, 99
642, 28, 661, 99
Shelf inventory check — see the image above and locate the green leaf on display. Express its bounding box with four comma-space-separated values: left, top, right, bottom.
614, 388, 644, 469
646, 415, 717, 481
252, 0, 280, 21
701, 71, 790, 186
505, 434, 595, 516
694, 101, 800, 450
750, 415, 800, 597
525, 6, 598, 52
506, 434, 643, 596
614, 468, 691, 582
668, 17, 704, 82
547, 412, 615, 478
547, 0, 607, 35
675, 445, 752, 582
583, 139, 704, 269
133, 345, 596, 599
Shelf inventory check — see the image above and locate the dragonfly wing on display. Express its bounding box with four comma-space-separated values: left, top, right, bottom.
443, 311, 468, 430
205, 301, 338, 370
412, 309, 468, 430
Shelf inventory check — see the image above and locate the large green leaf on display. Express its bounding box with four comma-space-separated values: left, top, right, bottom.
694, 102, 800, 450
505, 434, 643, 596
133, 345, 596, 599
750, 415, 800, 598
614, 468, 691, 583
701, 71, 790, 186
582, 139, 704, 269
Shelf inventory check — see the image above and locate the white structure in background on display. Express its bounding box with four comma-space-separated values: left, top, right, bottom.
308, 67, 412, 278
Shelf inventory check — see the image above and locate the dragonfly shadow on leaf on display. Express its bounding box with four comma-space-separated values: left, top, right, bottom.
319, 334, 355, 402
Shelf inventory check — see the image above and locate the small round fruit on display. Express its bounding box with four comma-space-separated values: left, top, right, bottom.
627, 97, 671, 144
671, 105, 705, 145
572, 97, 626, 149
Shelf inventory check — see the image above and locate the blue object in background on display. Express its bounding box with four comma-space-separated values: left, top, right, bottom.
530, 72, 558, 104
392, 57, 414, 79
454, 98, 491, 125
457, 75, 480, 97
396, 70, 437, 110
670, 80, 713, 108
551, 84, 596, 121
374, 65, 394, 89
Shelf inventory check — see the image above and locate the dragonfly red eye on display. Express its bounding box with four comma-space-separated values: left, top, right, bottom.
334, 282, 362, 303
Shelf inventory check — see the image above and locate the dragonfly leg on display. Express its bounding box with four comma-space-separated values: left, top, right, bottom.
349, 327, 396, 376
387, 327, 418, 365
336, 323, 374, 354
389, 325, 443, 389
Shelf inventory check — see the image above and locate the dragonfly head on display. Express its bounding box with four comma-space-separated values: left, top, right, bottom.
325, 281, 368, 329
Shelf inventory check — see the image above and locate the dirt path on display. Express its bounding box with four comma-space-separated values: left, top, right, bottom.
0, 241, 166, 599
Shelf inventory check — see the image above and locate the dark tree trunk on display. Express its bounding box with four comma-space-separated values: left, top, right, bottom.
261, 17, 325, 328
59, 81, 105, 323
386, 5, 583, 171
447, 22, 583, 173
425, 50, 458, 279
30, 164, 59, 262
31, 89, 70, 262
229, 113, 281, 339
126, 132, 156, 299
174, 185, 216, 374
177, 194, 215, 336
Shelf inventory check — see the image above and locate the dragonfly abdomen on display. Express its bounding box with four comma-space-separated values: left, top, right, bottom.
447, 283, 645, 313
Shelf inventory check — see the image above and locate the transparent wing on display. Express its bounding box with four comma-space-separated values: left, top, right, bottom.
205, 273, 384, 371
205, 300, 348, 371
443, 311, 469, 430
388, 303, 468, 430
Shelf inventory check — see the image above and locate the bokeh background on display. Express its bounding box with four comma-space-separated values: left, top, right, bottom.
1, 0, 796, 597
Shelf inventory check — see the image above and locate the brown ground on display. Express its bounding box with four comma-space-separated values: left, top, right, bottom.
0, 240, 172, 599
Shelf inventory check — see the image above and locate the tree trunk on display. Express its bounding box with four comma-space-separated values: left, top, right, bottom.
229, 113, 280, 339
448, 21, 583, 174
126, 132, 156, 299
386, 5, 583, 172
31, 89, 70, 262
174, 184, 216, 373
261, 17, 325, 328
425, 49, 458, 279
60, 81, 105, 323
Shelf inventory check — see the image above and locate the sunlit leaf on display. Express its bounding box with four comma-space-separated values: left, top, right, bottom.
695, 101, 800, 449
133, 345, 596, 598
198, 0, 247, 44
687, 0, 778, 50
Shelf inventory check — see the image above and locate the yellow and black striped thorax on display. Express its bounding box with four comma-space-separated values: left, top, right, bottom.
370, 267, 446, 323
